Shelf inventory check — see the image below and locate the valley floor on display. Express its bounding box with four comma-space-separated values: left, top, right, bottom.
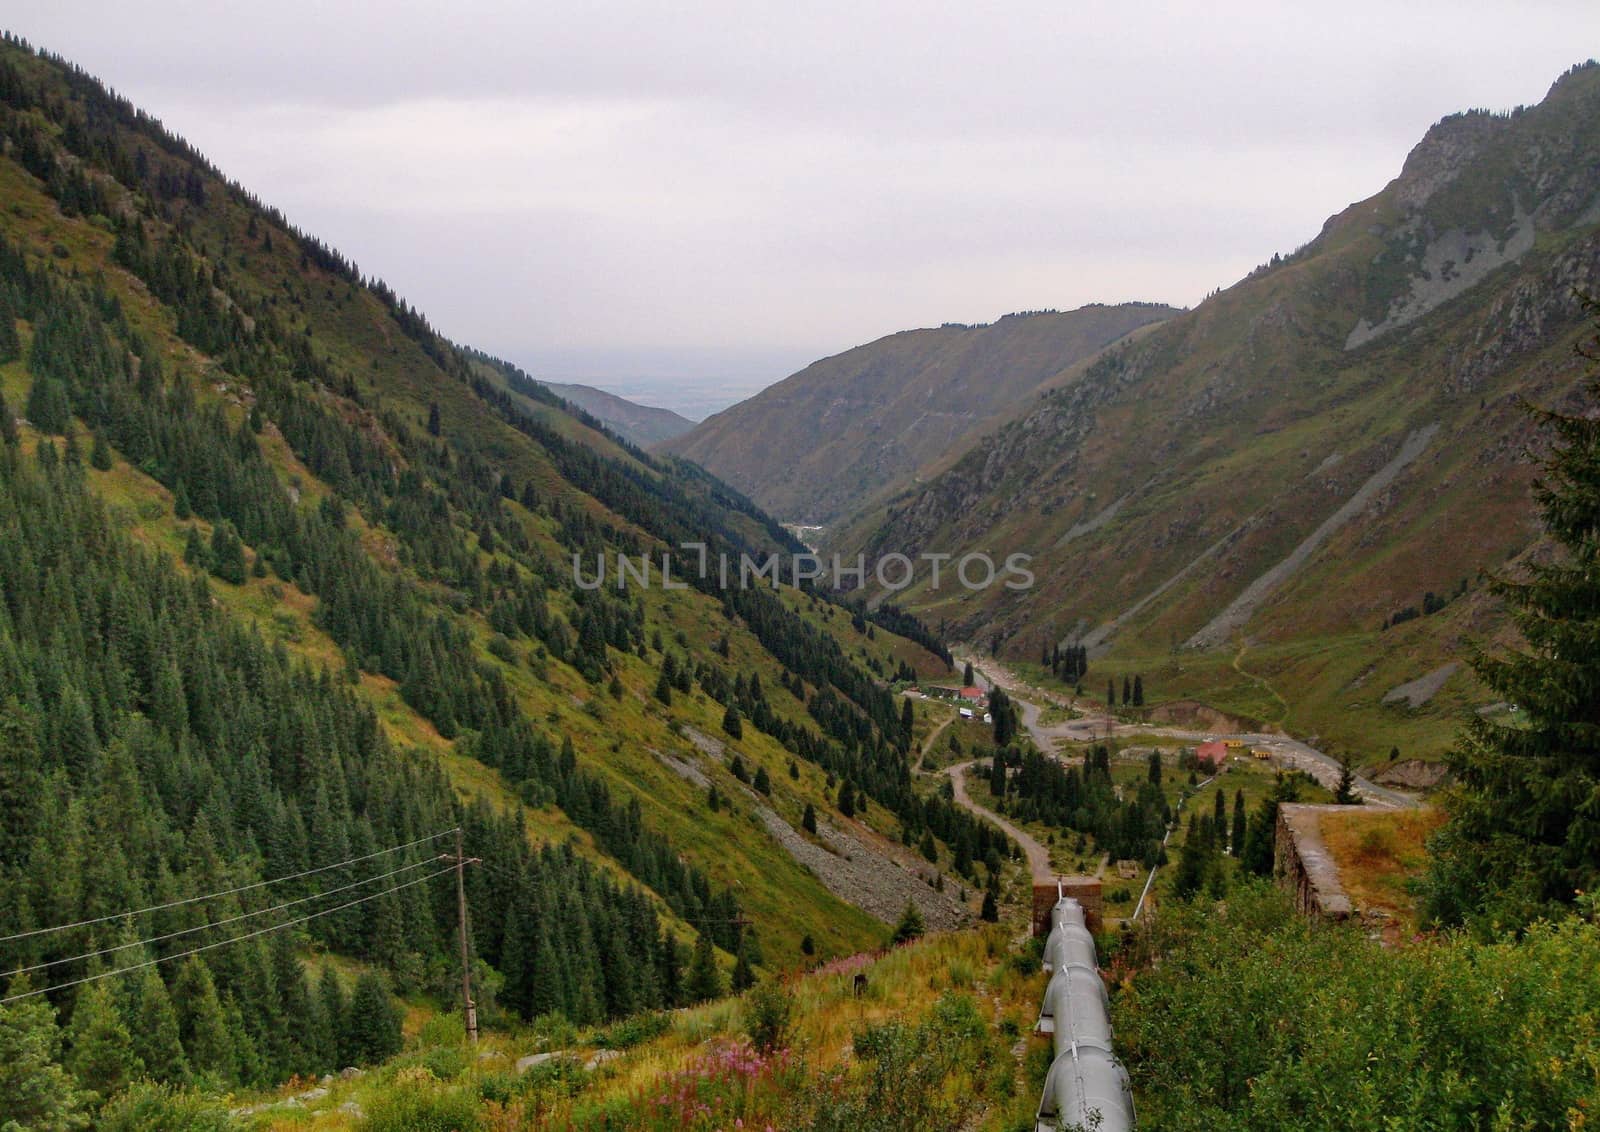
958, 652, 1421, 808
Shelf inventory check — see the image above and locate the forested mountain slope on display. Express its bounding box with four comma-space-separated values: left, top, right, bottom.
846, 61, 1600, 764
662, 302, 1178, 525
0, 33, 1011, 1097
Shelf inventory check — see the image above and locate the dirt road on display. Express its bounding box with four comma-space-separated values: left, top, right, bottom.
945, 759, 1054, 883
957, 653, 1419, 809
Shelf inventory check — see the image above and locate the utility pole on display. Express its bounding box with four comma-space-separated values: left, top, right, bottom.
452, 827, 480, 1043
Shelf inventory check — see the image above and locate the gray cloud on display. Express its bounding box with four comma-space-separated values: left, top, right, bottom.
8, 2, 1597, 414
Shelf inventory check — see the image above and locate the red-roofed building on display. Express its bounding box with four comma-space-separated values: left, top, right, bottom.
1195, 741, 1229, 770
958, 686, 985, 702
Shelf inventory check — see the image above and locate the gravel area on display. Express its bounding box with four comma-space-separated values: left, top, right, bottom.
1381, 662, 1459, 708
755, 806, 970, 930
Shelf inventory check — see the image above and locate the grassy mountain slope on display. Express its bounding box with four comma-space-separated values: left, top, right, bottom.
0, 34, 1027, 1092
662, 302, 1180, 526
541, 380, 695, 447
845, 61, 1600, 767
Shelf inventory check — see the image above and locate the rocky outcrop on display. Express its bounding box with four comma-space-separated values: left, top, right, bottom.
1346, 208, 1535, 350
1382, 663, 1460, 709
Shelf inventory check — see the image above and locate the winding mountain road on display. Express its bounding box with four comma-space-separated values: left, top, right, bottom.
958, 653, 1419, 809
944, 759, 1055, 883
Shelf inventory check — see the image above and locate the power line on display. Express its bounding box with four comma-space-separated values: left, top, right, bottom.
0, 828, 459, 945
1, 864, 459, 1005
6, 855, 445, 980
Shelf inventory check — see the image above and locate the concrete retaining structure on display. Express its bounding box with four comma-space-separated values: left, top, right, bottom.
1034, 875, 1102, 936
1275, 804, 1354, 920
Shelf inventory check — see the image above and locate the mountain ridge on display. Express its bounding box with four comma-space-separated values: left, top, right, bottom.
662, 301, 1180, 525
832, 59, 1600, 764
541, 379, 696, 446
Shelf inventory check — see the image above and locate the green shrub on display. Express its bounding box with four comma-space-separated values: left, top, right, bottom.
416, 1012, 467, 1049
487, 633, 517, 664
96, 1083, 232, 1132
476, 1070, 518, 1105
362, 1082, 481, 1132
743, 978, 794, 1053
597, 1010, 670, 1049
805, 993, 996, 1131
419, 1043, 469, 1080
1118, 880, 1600, 1130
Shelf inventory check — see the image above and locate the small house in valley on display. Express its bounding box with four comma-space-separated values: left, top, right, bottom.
1195, 740, 1229, 770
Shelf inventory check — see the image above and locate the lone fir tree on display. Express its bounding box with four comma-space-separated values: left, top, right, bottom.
1427, 306, 1600, 932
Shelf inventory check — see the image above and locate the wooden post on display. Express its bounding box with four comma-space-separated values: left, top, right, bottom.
454, 827, 478, 1043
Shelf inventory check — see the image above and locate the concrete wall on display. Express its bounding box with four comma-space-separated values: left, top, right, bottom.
1275, 804, 1354, 920
1033, 876, 1103, 936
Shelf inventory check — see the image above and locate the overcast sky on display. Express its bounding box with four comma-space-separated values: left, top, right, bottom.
9, 3, 1599, 416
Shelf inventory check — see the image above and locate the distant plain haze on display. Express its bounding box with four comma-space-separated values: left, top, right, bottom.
11, 3, 1598, 417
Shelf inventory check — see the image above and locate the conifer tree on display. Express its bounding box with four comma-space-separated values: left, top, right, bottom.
0, 388, 16, 446
209, 521, 247, 585
687, 932, 722, 1002
0, 292, 19, 363
182, 525, 209, 571
1334, 758, 1359, 805
980, 888, 999, 922
1133, 674, 1144, 706
722, 703, 742, 739
837, 780, 855, 817
801, 802, 817, 834
130, 970, 188, 1084
0, 983, 86, 1132
731, 935, 755, 992
1173, 826, 1210, 900
653, 668, 672, 706
0, 697, 43, 864
65, 982, 143, 1101
172, 959, 235, 1085
753, 765, 771, 795
963, 661, 975, 686
25, 376, 72, 434
655, 931, 685, 1008
1241, 774, 1299, 876
345, 972, 402, 1065
1231, 789, 1247, 857
990, 687, 1017, 746
1428, 316, 1600, 930
890, 899, 925, 945
89, 430, 112, 471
